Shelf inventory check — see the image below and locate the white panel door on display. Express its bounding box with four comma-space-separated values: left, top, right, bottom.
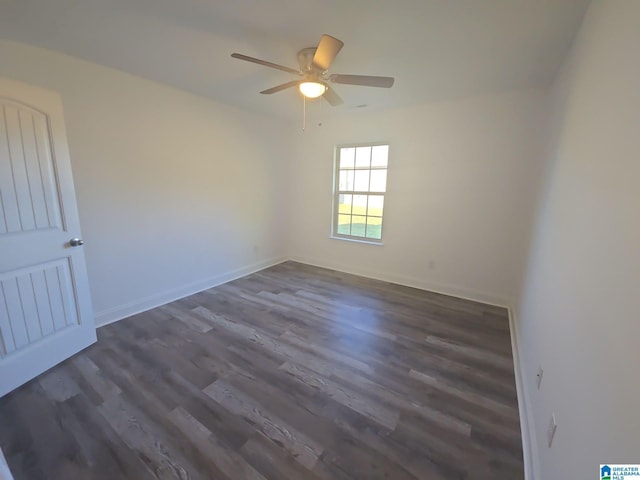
0, 77, 96, 397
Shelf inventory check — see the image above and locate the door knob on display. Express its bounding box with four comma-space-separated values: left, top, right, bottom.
69, 238, 84, 247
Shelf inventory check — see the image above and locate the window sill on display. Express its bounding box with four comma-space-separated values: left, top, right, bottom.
330, 235, 384, 246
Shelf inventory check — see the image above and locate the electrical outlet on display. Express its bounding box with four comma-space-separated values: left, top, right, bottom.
547, 413, 557, 447
536, 366, 544, 389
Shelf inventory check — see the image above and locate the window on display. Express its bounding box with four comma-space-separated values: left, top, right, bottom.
333, 144, 389, 242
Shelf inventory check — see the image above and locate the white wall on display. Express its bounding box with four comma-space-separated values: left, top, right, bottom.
0, 40, 548, 323
289, 91, 547, 305
515, 1, 640, 478
0, 40, 290, 325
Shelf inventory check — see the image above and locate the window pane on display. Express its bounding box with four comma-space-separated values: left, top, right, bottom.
337, 214, 351, 235
338, 194, 352, 214
371, 145, 389, 167
367, 195, 384, 216
369, 169, 387, 192
340, 148, 355, 168
334, 143, 388, 241
354, 170, 370, 191
352, 195, 367, 216
355, 147, 371, 168
351, 215, 366, 237
339, 170, 354, 191
366, 217, 382, 239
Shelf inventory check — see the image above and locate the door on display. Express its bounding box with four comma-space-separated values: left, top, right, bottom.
0, 77, 96, 397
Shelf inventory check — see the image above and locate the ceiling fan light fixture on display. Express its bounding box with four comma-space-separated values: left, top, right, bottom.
299, 81, 326, 98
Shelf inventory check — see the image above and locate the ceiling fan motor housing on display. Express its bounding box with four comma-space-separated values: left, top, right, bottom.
298, 47, 319, 73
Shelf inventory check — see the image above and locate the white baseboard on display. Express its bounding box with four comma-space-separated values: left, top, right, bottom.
94, 256, 287, 327
508, 308, 539, 480
289, 255, 511, 308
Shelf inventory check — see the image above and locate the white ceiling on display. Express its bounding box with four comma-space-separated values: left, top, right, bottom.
0, 0, 589, 119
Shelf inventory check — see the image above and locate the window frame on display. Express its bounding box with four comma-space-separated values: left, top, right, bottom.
331, 142, 389, 244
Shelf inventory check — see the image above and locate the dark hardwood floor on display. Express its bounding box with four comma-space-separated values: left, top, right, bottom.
0, 261, 523, 479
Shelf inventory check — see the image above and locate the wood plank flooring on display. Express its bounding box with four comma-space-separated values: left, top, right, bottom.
0, 261, 524, 479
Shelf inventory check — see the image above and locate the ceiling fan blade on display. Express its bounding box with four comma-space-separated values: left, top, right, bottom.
312, 34, 344, 71
260, 80, 301, 94
231, 53, 300, 75
323, 86, 343, 106
329, 74, 395, 88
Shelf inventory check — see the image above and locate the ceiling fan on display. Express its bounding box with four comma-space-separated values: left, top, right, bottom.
231, 34, 395, 106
